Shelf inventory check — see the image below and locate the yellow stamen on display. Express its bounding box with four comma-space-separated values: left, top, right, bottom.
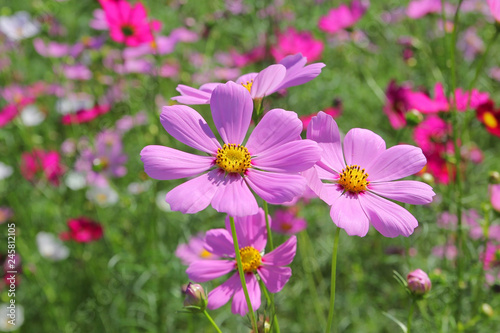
241, 80, 253, 93
338, 165, 370, 194
199, 249, 212, 259
215, 144, 251, 174
238, 246, 262, 273
483, 112, 498, 129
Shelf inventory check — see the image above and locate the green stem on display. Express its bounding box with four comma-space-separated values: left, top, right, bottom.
263, 201, 274, 251
259, 280, 280, 333
325, 227, 341, 333
203, 310, 222, 333
229, 217, 258, 332
407, 299, 415, 333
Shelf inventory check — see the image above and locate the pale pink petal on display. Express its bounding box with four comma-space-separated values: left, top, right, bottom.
165, 169, 222, 214
231, 273, 261, 316
245, 170, 306, 204
171, 84, 212, 104
368, 145, 427, 182
225, 209, 267, 252
330, 193, 370, 237
252, 139, 321, 173
246, 108, 303, 153
359, 192, 418, 237
343, 128, 386, 169
211, 174, 259, 217
140, 145, 214, 180
207, 274, 240, 310
261, 236, 297, 266
250, 64, 286, 98
210, 82, 253, 144
258, 266, 292, 293
307, 111, 345, 173
369, 181, 435, 205
204, 229, 235, 257
160, 105, 220, 154
186, 260, 235, 282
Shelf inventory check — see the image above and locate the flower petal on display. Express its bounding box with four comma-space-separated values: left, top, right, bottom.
160, 105, 220, 153
231, 273, 261, 316
210, 82, 253, 145
186, 260, 235, 282
369, 180, 435, 205
165, 169, 222, 214
307, 111, 345, 173
207, 273, 240, 310
245, 169, 306, 204
367, 145, 427, 182
224, 209, 268, 252
171, 84, 213, 104
211, 173, 259, 217
140, 145, 214, 180
359, 192, 418, 237
258, 266, 292, 293
330, 193, 370, 237
343, 128, 386, 169
252, 139, 321, 173
262, 236, 297, 266
250, 64, 286, 98
204, 228, 235, 258
246, 108, 303, 153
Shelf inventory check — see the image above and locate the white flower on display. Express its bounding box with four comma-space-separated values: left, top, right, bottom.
0, 162, 13, 180
56, 93, 94, 115
86, 186, 119, 207
20, 105, 45, 126
0, 12, 39, 41
36, 232, 69, 261
64, 171, 86, 190
156, 191, 172, 212
127, 180, 152, 194
0, 303, 24, 332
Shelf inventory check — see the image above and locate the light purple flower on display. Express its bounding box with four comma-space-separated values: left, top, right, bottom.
407, 269, 432, 295
61, 64, 92, 81
305, 111, 435, 237
186, 209, 297, 316
171, 53, 325, 105
141, 82, 321, 217
271, 209, 307, 235
0, 11, 40, 41
33, 38, 71, 58
175, 232, 219, 265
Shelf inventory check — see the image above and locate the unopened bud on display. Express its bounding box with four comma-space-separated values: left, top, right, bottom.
405, 109, 423, 126
489, 171, 500, 184
407, 269, 431, 296
481, 303, 494, 317
182, 283, 207, 312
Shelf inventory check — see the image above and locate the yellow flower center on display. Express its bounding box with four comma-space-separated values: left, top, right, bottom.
239, 246, 262, 273
338, 165, 370, 193
483, 112, 498, 129
216, 144, 251, 174
199, 249, 212, 259
241, 80, 253, 93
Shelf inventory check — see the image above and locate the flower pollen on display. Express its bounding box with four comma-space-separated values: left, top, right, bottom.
483, 112, 498, 129
216, 144, 251, 174
338, 165, 369, 193
241, 80, 253, 93
238, 246, 262, 273
199, 249, 212, 259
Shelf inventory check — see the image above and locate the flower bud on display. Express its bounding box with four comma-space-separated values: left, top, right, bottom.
405, 109, 423, 126
481, 303, 494, 317
489, 171, 500, 184
182, 283, 207, 312
407, 269, 431, 296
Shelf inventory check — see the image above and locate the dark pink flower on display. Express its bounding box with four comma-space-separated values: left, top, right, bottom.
271, 209, 307, 235
318, 0, 368, 34
0, 98, 35, 128
60, 217, 103, 243
271, 27, 324, 62
383, 80, 415, 129
488, 0, 500, 22
61, 104, 110, 125
20, 149, 65, 186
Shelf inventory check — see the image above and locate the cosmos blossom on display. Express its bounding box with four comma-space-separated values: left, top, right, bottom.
186, 210, 297, 316
175, 232, 219, 265
171, 53, 325, 105
141, 82, 321, 217
60, 217, 104, 243
305, 111, 435, 237
271, 27, 324, 62
318, 0, 368, 34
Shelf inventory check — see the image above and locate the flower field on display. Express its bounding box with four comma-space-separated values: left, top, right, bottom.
1, 0, 500, 332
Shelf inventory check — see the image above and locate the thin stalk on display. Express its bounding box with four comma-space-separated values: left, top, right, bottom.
259, 280, 280, 333
325, 227, 341, 333
203, 310, 223, 333
263, 201, 274, 251
407, 300, 415, 333
229, 217, 258, 332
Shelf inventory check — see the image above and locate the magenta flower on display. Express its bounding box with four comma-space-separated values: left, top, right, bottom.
271, 27, 324, 63
271, 209, 307, 235
490, 184, 500, 212
300, 105, 342, 131
383, 80, 415, 129
141, 82, 321, 217
406, 0, 442, 19
60, 217, 103, 243
171, 53, 325, 105
306, 112, 435, 237
20, 149, 65, 186
407, 269, 432, 295
175, 232, 219, 265
318, 0, 368, 34
186, 210, 297, 315
61, 104, 110, 125
488, 0, 500, 22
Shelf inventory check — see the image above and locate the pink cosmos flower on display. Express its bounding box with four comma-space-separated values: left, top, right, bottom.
141, 82, 321, 217
318, 0, 368, 34
458, 27, 484, 61
60, 217, 103, 243
33, 38, 71, 57
271, 208, 307, 235
61, 104, 110, 125
488, 0, 500, 22
383, 80, 416, 129
432, 243, 457, 260
300, 105, 342, 131
20, 150, 64, 186
61, 64, 93, 81
0, 207, 13, 224
407, 269, 432, 295
476, 100, 500, 138
175, 232, 219, 265
186, 210, 297, 315
271, 27, 324, 63
171, 53, 325, 105
490, 184, 500, 212
407, 0, 442, 19
305, 111, 435, 237
0, 98, 35, 128
101, 0, 157, 46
